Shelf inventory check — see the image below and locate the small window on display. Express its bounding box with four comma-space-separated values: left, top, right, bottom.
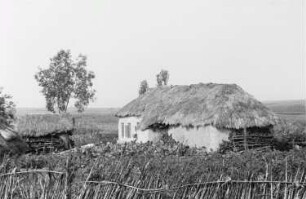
125, 123, 131, 138
121, 123, 124, 138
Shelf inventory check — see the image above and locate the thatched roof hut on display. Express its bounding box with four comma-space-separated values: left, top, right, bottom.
116, 83, 280, 129
116, 83, 280, 150
16, 114, 75, 154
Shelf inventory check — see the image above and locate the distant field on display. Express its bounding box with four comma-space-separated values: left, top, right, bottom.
263, 99, 306, 124
16, 107, 120, 116
264, 99, 305, 114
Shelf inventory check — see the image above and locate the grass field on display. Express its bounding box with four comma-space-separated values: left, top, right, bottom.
16, 107, 120, 116
71, 113, 118, 146
264, 99, 305, 114
264, 99, 306, 124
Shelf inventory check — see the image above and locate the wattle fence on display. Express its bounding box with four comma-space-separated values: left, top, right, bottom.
1, 169, 306, 199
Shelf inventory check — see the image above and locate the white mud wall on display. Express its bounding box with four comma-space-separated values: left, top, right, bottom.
168, 125, 230, 151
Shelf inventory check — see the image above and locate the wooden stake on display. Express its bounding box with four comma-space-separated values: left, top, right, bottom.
65, 157, 72, 199
243, 128, 248, 150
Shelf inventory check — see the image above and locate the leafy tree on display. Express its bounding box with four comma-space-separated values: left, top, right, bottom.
156, 74, 163, 87
139, 80, 149, 95
0, 88, 16, 127
35, 50, 96, 113
156, 69, 169, 87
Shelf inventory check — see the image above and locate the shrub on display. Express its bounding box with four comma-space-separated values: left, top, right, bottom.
273, 120, 306, 150
0, 88, 16, 127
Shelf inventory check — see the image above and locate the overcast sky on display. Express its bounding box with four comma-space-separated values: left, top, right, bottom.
0, 0, 305, 108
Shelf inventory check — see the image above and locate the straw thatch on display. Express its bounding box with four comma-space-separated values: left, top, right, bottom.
16, 114, 74, 154
116, 83, 280, 130
17, 114, 74, 137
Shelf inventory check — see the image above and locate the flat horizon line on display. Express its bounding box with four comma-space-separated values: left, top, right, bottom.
16, 98, 306, 109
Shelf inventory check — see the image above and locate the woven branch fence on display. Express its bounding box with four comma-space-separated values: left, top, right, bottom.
1, 170, 306, 199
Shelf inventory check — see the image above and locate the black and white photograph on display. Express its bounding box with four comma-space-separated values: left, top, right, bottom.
0, 0, 305, 198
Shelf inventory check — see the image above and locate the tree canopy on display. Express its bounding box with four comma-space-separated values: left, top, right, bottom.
156, 70, 169, 87
139, 80, 149, 95
35, 50, 96, 113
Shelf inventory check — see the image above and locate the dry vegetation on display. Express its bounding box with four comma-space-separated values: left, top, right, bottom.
2, 146, 306, 198
17, 114, 74, 137
0, 104, 305, 198
71, 113, 118, 146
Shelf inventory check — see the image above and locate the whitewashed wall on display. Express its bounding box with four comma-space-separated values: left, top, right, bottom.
168, 125, 230, 151
136, 128, 162, 143
118, 117, 229, 151
117, 117, 162, 143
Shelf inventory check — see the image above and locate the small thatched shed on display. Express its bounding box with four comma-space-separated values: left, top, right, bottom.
17, 115, 75, 154
115, 83, 280, 151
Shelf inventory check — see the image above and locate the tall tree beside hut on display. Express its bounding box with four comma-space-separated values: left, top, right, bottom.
139, 80, 149, 95
35, 49, 96, 113
156, 70, 169, 87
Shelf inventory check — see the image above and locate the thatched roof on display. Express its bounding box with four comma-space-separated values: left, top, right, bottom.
17, 114, 74, 137
116, 83, 280, 130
